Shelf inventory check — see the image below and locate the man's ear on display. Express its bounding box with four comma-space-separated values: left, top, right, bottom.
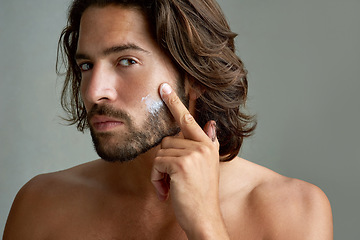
184, 74, 204, 101
184, 74, 204, 115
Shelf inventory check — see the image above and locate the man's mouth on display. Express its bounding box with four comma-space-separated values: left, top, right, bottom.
90, 115, 124, 132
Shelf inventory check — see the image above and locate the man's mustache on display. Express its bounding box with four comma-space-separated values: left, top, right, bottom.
87, 104, 132, 124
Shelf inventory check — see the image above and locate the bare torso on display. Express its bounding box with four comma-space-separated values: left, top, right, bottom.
4, 157, 332, 239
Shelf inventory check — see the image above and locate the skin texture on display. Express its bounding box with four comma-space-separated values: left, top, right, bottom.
3, 5, 333, 240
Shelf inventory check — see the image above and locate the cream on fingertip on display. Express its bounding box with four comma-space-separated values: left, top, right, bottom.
160, 83, 172, 98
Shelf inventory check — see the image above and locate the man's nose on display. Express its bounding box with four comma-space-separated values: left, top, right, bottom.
82, 65, 118, 104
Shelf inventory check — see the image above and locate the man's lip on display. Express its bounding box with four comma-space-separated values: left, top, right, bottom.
90, 115, 124, 125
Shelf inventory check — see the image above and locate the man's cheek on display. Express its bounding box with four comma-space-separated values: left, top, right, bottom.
141, 94, 165, 117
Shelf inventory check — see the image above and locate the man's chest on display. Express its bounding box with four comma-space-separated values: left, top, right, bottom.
42, 201, 187, 240
45, 222, 187, 240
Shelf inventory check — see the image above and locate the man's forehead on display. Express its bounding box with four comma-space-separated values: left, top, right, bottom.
80, 5, 146, 33
77, 5, 155, 57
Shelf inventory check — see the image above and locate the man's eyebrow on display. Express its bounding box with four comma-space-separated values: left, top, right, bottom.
75, 43, 150, 60
103, 44, 150, 56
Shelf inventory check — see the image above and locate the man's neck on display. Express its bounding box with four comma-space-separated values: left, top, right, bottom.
99, 145, 161, 199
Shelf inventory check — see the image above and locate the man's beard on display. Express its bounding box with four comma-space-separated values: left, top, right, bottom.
87, 93, 187, 163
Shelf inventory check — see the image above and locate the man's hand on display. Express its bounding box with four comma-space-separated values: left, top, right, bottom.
151, 83, 230, 239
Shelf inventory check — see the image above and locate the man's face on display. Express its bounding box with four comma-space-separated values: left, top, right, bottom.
76, 5, 186, 162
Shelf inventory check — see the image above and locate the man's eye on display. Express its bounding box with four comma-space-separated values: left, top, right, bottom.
118, 58, 137, 67
78, 63, 93, 72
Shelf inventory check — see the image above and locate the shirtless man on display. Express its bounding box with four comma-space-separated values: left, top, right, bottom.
3, 0, 333, 239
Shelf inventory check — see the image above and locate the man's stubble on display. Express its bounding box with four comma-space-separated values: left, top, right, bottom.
88, 86, 187, 163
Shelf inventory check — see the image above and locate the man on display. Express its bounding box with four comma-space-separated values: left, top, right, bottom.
4, 0, 333, 239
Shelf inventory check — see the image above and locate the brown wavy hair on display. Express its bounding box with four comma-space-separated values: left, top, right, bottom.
57, 0, 256, 161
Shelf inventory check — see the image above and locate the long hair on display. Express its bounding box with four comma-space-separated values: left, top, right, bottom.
57, 0, 257, 161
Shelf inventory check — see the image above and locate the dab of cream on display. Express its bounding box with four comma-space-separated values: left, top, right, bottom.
141, 94, 164, 116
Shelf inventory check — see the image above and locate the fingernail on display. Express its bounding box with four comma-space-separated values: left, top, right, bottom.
156, 191, 163, 201
160, 83, 172, 98
211, 121, 217, 142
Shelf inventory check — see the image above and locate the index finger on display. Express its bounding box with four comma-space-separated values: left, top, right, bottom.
159, 83, 209, 142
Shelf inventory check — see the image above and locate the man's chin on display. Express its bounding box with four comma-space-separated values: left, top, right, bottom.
93, 131, 171, 163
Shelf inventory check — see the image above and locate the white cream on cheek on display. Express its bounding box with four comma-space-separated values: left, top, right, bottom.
141, 94, 164, 116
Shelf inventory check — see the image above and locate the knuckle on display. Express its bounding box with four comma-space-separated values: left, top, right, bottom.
196, 144, 210, 155
153, 156, 163, 165
156, 149, 165, 157
188, 152, 201, 163
168, 94, 181, 106
161, 136, 169, 144
154, 154, 165, 162
161, 136, 172, 146
176, 156, 193, 171
181, 113, 195, 125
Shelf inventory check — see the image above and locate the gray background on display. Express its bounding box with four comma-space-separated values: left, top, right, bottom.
1, 0, 359, 238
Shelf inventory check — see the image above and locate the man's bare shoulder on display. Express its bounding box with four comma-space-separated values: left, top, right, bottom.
220, 158, 333, 239
3, 160, 104, 239
18, 160, 103, 194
